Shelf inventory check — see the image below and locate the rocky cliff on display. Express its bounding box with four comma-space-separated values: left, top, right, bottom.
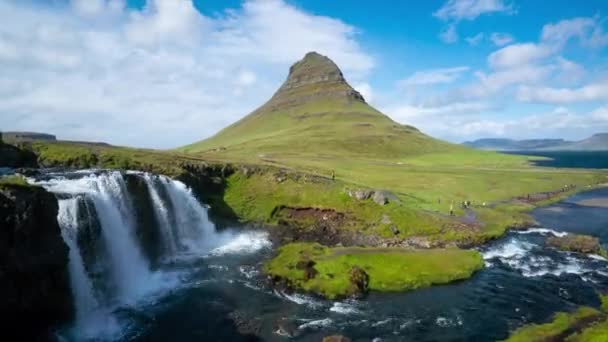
0, 142, 38, 168
0, 183, 73, 340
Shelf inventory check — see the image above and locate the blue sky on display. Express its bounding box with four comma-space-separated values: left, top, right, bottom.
1, 0, 607, 148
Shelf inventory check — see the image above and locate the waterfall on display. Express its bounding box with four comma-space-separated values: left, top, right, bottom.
143, 174, 216, 254
89, 172, 151, 302
57, 197, 120, 339
28, 170, 271, 340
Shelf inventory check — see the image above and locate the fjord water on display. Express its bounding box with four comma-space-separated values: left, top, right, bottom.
32, 171, 608, 341
503, 151, 608, 169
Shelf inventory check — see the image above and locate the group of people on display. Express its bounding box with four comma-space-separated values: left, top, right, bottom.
443, 199, 472, 216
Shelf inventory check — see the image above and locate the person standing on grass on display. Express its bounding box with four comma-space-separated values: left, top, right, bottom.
449, 202, 454, 216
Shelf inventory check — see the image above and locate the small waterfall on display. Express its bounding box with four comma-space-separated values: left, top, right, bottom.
57, 197, 119, 338
90, 172, 151, 302
143, 174, 179, 254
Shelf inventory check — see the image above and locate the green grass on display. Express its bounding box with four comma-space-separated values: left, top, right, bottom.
22, 141, 208, 177
0, 175, 30, 187
568, 317, 608, 341
265, 242, 484, 299
503, 307, 602, 342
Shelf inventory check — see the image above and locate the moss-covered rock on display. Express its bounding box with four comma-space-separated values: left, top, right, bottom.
265, 242, 484, 299
546, 234, 606, 256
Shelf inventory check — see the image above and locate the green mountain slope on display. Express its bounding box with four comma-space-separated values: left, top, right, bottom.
180, 52, 461, 159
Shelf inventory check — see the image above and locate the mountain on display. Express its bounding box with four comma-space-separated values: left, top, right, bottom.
554, 133, 608, 151
464, 134, 608, 151
463, 138, 570, 151
180, 52, 461, 159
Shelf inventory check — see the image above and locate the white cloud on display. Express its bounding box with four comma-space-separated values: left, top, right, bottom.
465, 32, 484, 45
385, 104, 608, 142
540, 16, 607, 48
489, 32, 513, 46
517, 80, 608, 104
434, 0, 514, 21
399, 66, 470, 86
487, 43, 554, 69
439, 23, 459, 43
0, 0, 374, 148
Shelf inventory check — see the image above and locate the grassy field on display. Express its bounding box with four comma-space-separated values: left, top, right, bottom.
265, 242, 484, 299
503, 295, 608, 341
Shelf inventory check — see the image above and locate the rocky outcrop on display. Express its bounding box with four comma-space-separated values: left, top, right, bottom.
0, 183, 73, 339
546, 234, 606, 255
0, 142, 38, 168
348, 188, 399, 205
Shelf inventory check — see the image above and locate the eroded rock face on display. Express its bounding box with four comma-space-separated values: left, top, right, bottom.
546, 234, 604, 255
0, 183, 73, 339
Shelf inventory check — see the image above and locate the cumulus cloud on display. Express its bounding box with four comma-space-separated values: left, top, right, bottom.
384, 104, 608, 142
0, 0, 373, 148
517, 80, 608, 104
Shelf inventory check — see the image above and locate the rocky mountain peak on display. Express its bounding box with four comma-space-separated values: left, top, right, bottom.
269, 51, 365, 105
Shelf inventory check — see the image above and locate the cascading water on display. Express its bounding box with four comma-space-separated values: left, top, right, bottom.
28, 170, 263, 340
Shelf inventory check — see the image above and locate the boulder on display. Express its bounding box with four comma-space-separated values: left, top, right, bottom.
373, 191, 389, 205
0, 183, 74, 339
546, 234, 604, 255
276, 318, 299, 338
323, 335, 352, 342
350, 189, 372, 200
349, 266, 370, 296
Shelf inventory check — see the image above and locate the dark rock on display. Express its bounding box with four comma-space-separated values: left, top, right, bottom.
0, 183, 74, 340
389, 225, 400, 235
349, 266, 370, 296
0, 142, 38, 168
323, 335, 352, 342
546, 234, 604, 255
276, 318, 300, 338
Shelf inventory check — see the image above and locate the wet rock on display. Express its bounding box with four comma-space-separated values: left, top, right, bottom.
349, 266, 370, 296
323, 335, 352, 342
276, 318, 300, 338
0, 183, 74, 339
546, 234, 604, 255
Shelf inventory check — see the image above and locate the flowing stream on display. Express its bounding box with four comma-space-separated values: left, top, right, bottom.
28, 171, 608, 341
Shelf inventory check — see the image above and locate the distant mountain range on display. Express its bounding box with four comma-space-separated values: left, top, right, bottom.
463, 133, 608, 151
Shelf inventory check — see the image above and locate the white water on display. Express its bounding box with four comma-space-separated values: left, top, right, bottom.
30, 170, 272, 341
92, 173, 151, 302
57, 198, 121, 340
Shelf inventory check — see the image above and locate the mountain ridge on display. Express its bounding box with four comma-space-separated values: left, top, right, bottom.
464, 133, 608, 151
